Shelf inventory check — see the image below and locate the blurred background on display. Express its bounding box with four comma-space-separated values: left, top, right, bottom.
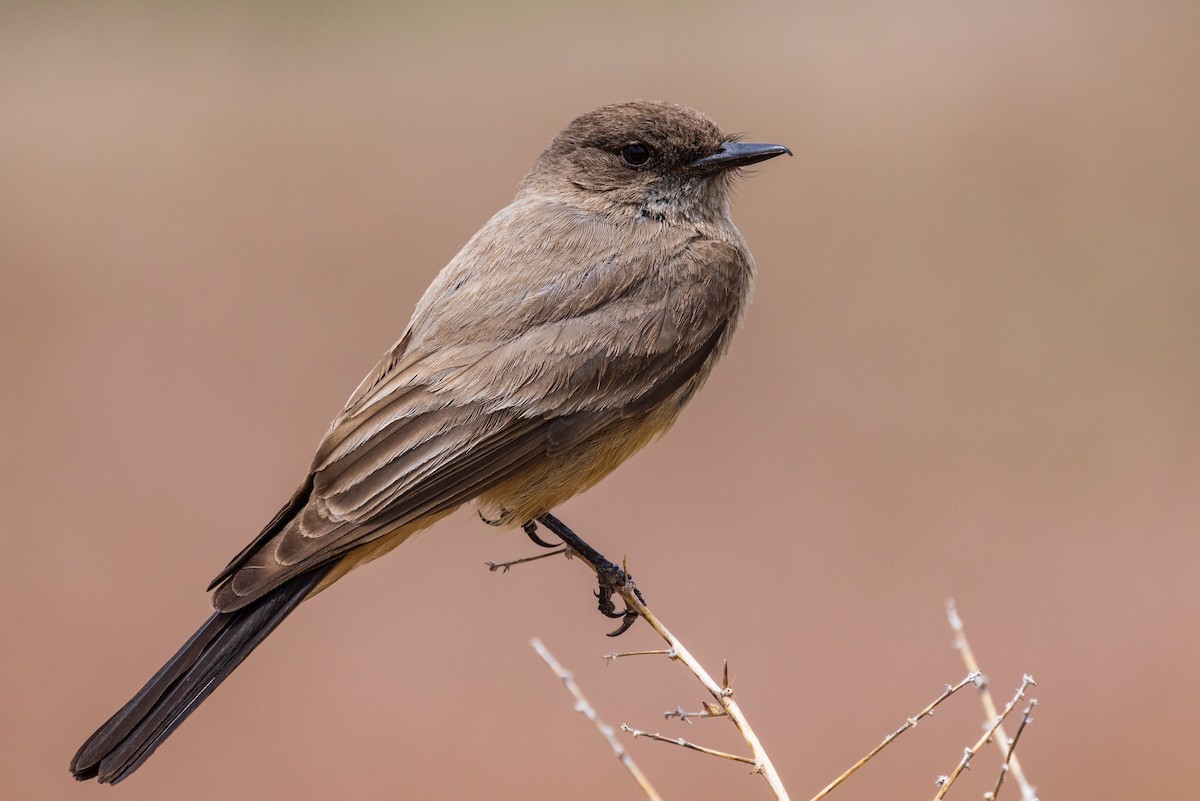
3, 1, 1197, 799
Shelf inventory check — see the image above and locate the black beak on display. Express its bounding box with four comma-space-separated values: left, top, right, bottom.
690, 141, 792, 171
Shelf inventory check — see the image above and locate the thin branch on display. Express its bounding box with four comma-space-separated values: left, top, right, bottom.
604, 649, 677, 662
664, 703, 728, 723
622, 725, 757, 765
933, 676, 1036, 800
946, 599, 1038, 801
809, 672, 982, 801
531, 638, 662, 801
485, 548, 569, 572
532, 513, 791, 800
612, 584, 790, 799
986, 700, 1037, 801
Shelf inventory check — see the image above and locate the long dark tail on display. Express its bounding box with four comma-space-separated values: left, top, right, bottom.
70, 565, 331, 784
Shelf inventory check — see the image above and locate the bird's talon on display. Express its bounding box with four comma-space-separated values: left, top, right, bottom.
522, 520, 561, 549
606, 610, 639, 637
536, 512, 643, 634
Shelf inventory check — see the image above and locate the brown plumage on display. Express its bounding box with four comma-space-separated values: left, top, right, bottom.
70, 100, 790, 783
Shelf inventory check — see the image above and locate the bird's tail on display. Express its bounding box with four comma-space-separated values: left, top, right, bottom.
70, 566, 331, 784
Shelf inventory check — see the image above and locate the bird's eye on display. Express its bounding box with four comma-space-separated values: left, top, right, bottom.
619, 142, 652, 167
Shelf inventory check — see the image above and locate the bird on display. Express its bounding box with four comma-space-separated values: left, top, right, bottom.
70, 100, 790, 784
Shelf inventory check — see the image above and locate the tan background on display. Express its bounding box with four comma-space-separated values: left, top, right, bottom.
3, 2, 1197, 799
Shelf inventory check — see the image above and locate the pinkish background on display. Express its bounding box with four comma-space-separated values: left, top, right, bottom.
3, 2, 1197, 799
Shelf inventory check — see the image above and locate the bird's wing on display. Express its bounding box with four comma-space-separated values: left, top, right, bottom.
210, 209, 748, 610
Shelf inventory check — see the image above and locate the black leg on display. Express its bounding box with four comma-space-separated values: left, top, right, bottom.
533, 512, 644, 637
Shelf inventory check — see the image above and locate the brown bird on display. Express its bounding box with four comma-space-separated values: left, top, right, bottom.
70, 100, 790, 783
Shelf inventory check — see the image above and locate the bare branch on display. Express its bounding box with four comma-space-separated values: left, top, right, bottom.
622, 725, 757, 765
663, 703, 728, 723
485, 548, 569, 572
946, 599, 1038, 801
603, 649, 677, 662
531, 638, 663, 801
809, 672, 982, 801
609, 578, 791, 800
986, 700, 1038, 801
932, 676, 1037, 800
522, 513, 791, 800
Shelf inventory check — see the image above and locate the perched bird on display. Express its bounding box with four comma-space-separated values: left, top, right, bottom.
70, 100, 790, 783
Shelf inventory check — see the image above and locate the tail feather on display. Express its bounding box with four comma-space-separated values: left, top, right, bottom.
71, 566, 331, 784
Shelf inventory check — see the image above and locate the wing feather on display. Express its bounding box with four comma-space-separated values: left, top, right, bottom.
210, 207, 750, 609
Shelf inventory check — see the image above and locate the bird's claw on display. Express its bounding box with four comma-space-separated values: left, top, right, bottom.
606, 610, 639, 637
594, 562, 642, 636
534, 512, 645, 636
522, 520, 562, 549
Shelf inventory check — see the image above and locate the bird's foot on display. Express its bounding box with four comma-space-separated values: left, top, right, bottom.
533, 512, 644, 637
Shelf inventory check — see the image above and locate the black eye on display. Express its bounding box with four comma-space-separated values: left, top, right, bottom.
619, 142, 652, 167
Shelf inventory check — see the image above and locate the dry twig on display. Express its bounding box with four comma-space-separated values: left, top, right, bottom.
946, 599, 1039, 801
485, 548, 569, 572
663, 703, 727, 723
509, 514, 790, 800
986, 700, 1037, 801
809, 672, 982, 801
621, 725, 756, 764
603, 648, 676, 661
603, 574, 791, 800
531, 638, 662, 801
932, 675, 1036, 800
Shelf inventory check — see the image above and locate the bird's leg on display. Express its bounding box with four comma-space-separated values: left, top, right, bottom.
533, 512, 644, 637
522, 520, 562, 549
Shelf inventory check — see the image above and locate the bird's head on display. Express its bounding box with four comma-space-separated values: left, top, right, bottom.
521, 100, 790, 222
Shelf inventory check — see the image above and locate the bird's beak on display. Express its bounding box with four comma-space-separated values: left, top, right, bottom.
690, 142, 793, 171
